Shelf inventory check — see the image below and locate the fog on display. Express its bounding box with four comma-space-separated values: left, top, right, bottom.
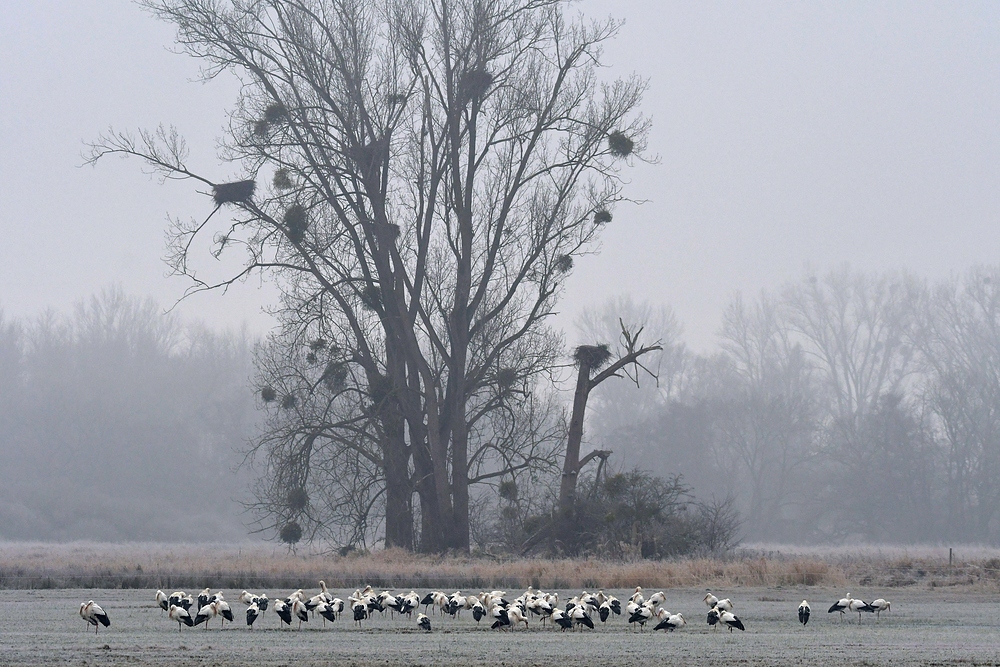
1, 1, 999, 546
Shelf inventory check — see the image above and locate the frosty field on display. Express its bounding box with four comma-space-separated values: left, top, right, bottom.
3, 587, 999, 667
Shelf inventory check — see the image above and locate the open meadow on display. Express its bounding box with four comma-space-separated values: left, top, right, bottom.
3, 586, 1000, 667
4, 543, 1000, 666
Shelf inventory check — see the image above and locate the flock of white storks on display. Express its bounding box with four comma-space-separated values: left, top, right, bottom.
78, 585, 892, 634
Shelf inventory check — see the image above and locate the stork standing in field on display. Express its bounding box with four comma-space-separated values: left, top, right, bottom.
828, 595, 851, 622
870, 599, 890, 621
714, 598, 734, 612
720, 609, 745, 632
216, 598, 234, 628
417, 613, 431, 632
707, 607, 720, 630
654, 613, 686, 631
848, 598, 874, 624
551, 608, 573, 631
169, 604, 194, 632
571, 604, 595, 630
79, 601, 110, 634
352, 601, 368, 627
292, 599, 309, 629
274, 599, 292, 628
197, 588, 212, 611
194, 601, 218, 629
647, 591, 666, 608
316, 601, 337, 626
472, 600, 486, 625
704, 592, 718, 609
628, 603, 653, 631
155, 590, 169, 614
246, 602, 260, 630
798, 600, 810, 625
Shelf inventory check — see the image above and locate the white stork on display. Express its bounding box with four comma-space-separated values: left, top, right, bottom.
155, 590, 169, 614
628, 603, 653, 631
216, 598, 234, 628
417, 612, 432, 632
194, 601, 218, 629
551, 608, 573, 631
168, 604, 194, 631
848, 597, 874, 624
508, 604, 529, 630
720, 609, 745, 632
870, 598, 890, 620
274, 599, 292, 628
79, 601, 110, 634
246, 602, 260, 630
828, 595, 851, 621
571, 605, 595, 630
654, 613, 686, 631
798, 600, 810, 625
292, 598, 309, 629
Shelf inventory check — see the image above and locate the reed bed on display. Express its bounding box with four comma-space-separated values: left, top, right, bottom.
2, 541, 999, 591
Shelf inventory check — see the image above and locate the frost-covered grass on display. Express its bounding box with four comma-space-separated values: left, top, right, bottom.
4, 586, 1000, 666
3, 541, 1000, 591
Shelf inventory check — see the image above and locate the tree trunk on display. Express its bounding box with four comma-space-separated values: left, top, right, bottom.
558, 359, 592, 528
381, 409, 412, 550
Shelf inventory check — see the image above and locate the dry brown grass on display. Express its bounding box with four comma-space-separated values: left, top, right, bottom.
2, 541, 999, 591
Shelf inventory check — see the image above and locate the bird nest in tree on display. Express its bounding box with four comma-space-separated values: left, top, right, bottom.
574, 343, 612, 369
261, 386, 277, 403
498, 479, 518, 501
213, 180, 256, 206
322, 363, 348, 392
555, 254, 573, 274
462, 69, 493, 99
273, 169, 294, 190
309, 338, 328, 351
594, 209, 613, 225
305, 352, 318, 364
279, 521, 303, 545
281, 394, 297, 410
264, 103, 287, 124
387, 93, 408, 106
607, 131, 635, 157
283, 204, 308, 243
496, 367, 518, 388
286, 488, 309, 512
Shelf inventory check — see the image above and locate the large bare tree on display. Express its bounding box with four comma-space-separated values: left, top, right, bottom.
88, 0, 649, 551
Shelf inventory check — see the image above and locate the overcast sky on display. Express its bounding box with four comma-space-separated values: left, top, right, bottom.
2, 1, 998, 350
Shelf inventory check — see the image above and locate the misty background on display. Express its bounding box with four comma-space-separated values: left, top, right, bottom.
2, 1, 1000, 546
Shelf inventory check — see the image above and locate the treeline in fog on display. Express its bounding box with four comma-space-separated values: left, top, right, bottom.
0, 288, 258, 542
584, 265, 1000, 546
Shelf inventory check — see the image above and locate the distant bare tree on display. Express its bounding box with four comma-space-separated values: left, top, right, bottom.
714, 291, 817, 540
782, 268, 923, 535
917, 266, 1000, 542
0, 289, 257, 542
